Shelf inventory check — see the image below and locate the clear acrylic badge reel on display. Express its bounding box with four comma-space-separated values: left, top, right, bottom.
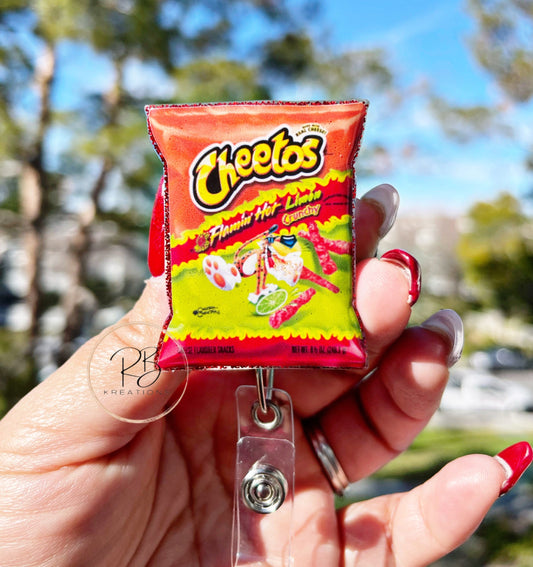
232, 368, 295, 567
87, 321, 189, 424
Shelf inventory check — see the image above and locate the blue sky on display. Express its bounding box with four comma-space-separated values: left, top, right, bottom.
324, 1, 486, 102
313, 0, 533, 214
48, 0, 533, 215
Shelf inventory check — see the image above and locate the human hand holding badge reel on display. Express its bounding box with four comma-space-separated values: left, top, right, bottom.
0, 101, 531, 567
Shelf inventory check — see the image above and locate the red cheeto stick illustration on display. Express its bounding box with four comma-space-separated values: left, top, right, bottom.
304, 222, 338, 275
320, 237, 352, 256
269, 288, 316, 329
299, 227, 352, 259
300, 266, 340, 294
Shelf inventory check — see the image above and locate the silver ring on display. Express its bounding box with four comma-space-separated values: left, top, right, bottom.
304, 417, 350, 496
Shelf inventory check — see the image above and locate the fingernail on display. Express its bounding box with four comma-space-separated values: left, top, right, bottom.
361, 183, 400, 238
495, 441, 533, 496
420, 309, 464, 367
380, 249, 422, 306
148, 177, 165, 277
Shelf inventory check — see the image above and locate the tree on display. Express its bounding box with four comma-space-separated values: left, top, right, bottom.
457, 192, 533, 321
1, 0, 182, 372
425, 2, 533, 159
465, 0, 533, 170
468, 0, 533, 103
441, 2, 533, 325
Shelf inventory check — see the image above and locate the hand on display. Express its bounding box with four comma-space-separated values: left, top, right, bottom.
0, 184, 530, 567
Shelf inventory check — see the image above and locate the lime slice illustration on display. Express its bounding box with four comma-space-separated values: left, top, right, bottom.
256, 288, 288, 315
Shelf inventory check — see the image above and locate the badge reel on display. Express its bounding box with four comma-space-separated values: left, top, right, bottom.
232, 368, 295, 567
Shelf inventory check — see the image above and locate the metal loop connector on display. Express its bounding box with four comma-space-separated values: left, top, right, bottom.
251, 400, 283, 431
255, 367, 274, 414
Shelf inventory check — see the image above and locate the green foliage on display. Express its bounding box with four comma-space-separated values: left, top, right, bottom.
429, 95, 510, 142
375, 427, 527, 481
473, 520, 533, 567
261, 31, 393, 99
0, 329, 35, 418
317, 48, 393, 97
458, 192, 533, 320
80, 0, 175, 64
468, 0, 533, 103
262, 32, 316, 79
34, 0, 84, 41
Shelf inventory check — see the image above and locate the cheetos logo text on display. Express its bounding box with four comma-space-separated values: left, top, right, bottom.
190, 126, 325, 212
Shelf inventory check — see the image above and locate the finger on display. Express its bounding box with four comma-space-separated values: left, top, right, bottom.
0, 276, 172, 471
340, 443, 533, 566
316, 310, 463, 482
356, 252, 421, 364
276, 252, 420, 416
355, 183, 399, 260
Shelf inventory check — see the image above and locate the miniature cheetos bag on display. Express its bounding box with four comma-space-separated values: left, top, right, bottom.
146, 100, 368, 369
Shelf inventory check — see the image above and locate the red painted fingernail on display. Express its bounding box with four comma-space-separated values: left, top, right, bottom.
380, 249, 422, 306
495, 441, 533, 496
148, 177, 165, 277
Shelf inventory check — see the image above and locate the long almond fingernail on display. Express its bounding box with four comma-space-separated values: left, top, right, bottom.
495, 441, 533, 496
380, 249, 422, 306
360, 183, 400, 238
420, 309, 464, 367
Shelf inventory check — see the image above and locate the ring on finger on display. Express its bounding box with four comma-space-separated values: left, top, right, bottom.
304, 416, 350, 496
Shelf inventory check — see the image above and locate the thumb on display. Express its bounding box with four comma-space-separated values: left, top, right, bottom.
0, 276, 182, 471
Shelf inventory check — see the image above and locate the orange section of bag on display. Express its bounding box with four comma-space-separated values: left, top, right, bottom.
147, 101, 368, 233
